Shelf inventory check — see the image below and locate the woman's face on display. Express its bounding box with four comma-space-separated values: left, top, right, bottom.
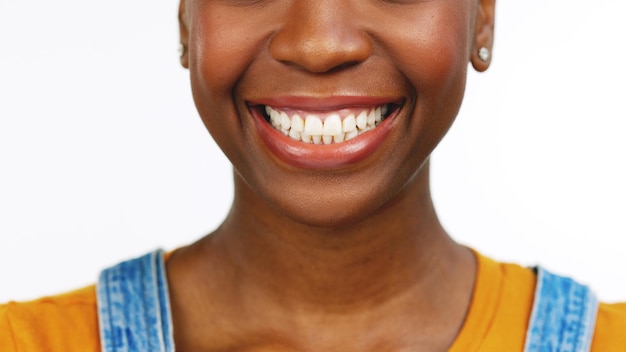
180, 0, 494, 227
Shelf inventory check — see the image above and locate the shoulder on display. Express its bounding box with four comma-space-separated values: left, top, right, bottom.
592, 302, 626, 351
473, 253, 626, 351
0, 285, 101, 352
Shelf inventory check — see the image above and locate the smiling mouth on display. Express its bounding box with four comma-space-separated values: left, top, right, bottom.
258, 103, 400, 145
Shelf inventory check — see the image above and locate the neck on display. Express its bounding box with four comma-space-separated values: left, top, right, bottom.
200, 162, 470, 314
168, 162, 476, 350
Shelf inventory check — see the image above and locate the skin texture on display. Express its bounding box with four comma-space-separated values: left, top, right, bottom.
168, 0, 496, 351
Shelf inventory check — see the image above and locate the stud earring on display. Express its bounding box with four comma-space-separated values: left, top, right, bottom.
178, 43, 186, 58
478, 47, 490, 62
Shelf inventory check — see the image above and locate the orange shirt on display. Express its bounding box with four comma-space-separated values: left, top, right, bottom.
1, 285, 100, 351
2, 253, 626, 351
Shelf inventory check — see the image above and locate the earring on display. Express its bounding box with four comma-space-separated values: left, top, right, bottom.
478, 47, 490, 62
178, 43, 186, 58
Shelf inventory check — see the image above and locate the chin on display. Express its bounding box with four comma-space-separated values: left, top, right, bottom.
265, 178, 402, 230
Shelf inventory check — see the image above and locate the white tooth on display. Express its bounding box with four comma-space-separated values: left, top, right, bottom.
304, 115, 323, 136
280, 128, 289, 135
322, 135, 333, 144
381, 104, 389, 116
367, 109, 376, 126
342, 114, 357, 132
268, 107, 278, 120
301, 133, 312, 143
265, 105, 273, 116
345, 130, 359, 140
334, 133, 345, 143
288, 129, 300, 140
280, 112, 291, 130
374, 107, 382, 123
270, 109, 281, 128
312, 135, 322, 144
291, 114, 304, 132
323, 114, 342, 135
356, 111, 368, 130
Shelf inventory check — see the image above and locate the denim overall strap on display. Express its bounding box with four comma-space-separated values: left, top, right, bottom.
96, 250, 175, 352
524, 267, 599, 352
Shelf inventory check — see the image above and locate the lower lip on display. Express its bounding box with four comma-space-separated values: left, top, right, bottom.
251, 108, 398, 170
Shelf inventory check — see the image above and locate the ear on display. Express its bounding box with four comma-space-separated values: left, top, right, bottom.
471, 0, 496, 72
179, 0, 189, 69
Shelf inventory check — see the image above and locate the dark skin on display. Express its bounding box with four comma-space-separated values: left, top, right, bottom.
167, 0, 496, 350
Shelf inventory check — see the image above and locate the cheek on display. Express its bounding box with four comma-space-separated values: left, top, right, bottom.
370, 0, 472, 98
186, 8, 265, 156
190, 10, 256, 94
382, 5, 470, 148
378, 4, 470, 100
366, 4, 471, 176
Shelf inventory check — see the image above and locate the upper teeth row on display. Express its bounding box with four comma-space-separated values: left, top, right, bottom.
265, 105, 389, 144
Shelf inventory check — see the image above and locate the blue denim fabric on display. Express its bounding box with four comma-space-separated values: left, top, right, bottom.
97, 250, 175, 352
96, 251, 599, 352
524, 267, 599, 352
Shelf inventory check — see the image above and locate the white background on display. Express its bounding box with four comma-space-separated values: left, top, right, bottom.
1, 1, 625, 303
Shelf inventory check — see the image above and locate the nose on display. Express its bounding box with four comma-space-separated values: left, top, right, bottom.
269, 1, 373, 74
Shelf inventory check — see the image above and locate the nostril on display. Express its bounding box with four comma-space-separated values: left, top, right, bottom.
325, 60, 363, 74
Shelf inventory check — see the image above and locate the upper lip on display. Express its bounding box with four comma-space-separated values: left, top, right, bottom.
247, 96, 404, 111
